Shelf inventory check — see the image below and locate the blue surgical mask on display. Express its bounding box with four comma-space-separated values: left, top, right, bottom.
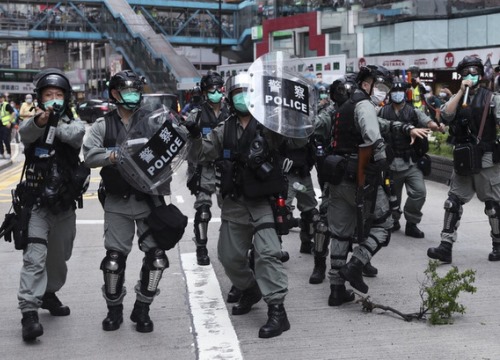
390, 91, 405, 104
43, 99, 65, 113
463, 74, 479, 86
320, 94, 328, 100
207, 90, 223, 104
120, 91, 140, 110
232, 92, 249, 113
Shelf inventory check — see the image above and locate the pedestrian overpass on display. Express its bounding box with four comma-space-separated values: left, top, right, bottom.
0, 0, 254, 92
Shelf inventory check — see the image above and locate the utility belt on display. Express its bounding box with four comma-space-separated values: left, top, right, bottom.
215, 159, 286, 200
392, 149, 416, 162
322, 153, 382, 187
99, 166, 146, 201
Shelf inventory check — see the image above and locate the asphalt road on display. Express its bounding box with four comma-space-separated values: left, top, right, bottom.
0, 139, 498, 360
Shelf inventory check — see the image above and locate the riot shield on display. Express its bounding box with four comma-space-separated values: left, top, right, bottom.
117, 103, 189, 195
246, 51, 317, 139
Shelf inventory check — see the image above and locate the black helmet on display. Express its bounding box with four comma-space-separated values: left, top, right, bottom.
390, 77, 408, 92
200, 70, 224, 92
108, 70, 145, 109
356, 65, 393, 91
191, 85, 202, 104
34, 68, 72, 109
330, 73, 358, 105
318, 85, 328, 99
457, 56, 484, 76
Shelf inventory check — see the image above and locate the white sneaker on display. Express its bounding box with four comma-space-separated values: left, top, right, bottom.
5, 154, 10, 159
0, 154, 4, 159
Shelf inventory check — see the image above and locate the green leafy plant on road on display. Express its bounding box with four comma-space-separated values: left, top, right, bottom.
357, 260, 476, 324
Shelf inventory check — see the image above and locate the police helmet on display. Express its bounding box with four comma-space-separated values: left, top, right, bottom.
108, 70, 145, 108
390, 77, 408, 92
456, 56, 484, 76
225, 72, 251, 109
330, 73, 357, 105
200, 70, 224, 92
34, 68, 72, 108
191, 85, 202, 103
356, 65, 393, 92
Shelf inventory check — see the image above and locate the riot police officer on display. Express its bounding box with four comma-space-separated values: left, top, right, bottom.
83, 70, 169, 333
378, 78, 444, 238
186, 70, 229, 266
185, 73, 304, 338
427, 56, 500, 263
17, 68, 87, 341
320, 65, 396, 304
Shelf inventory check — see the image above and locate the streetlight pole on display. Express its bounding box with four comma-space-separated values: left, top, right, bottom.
218, 0, 222, 66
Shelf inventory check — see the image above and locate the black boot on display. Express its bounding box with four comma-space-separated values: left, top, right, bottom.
232, 284, 262, 315
280, 251, 290, 263
196, 246, 210, 266
405, 222, 425, 238
339, 257, 369, 294
41, 292, 70, 316
21, 311, 43, 341
328, 284, 355, 306
427, 241, 452, 263
390, 219, 401, 232
258, 304, 290, 339
362, 261, 378, 277
309, 256, 326, 284
130, 301, 154, 333
227, 286, 242, 303
102, 304, 123, 331
299, 240, 313, 254
488, 243, 500, 261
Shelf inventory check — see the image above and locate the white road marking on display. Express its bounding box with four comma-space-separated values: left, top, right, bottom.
181, 252, 243, 360
76, 218, 223, 225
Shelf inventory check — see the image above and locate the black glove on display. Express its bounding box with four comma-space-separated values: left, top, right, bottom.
184, 120, 201, 138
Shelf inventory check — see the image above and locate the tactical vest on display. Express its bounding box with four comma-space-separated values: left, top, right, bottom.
198, 102, 229, 138
331, 90, 366, 155
454, 86, 496, 147
379, 103, 417, 154
24, 134, 82, 213
1, 102, 11, 126
217, 115, 285, 199
100, 110, 140, 197
412, 85, 423, 110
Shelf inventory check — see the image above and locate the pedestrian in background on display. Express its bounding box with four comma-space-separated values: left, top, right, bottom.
0, 94, 15, 158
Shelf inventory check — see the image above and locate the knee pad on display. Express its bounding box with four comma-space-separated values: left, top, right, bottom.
140, 248, 169, 297
361, 231, 385, 256
100, 250, 127, 300
194, 205, 211, 245
485, 200, 500, 236
443, 194, 463, 233
313, 220, 330, 256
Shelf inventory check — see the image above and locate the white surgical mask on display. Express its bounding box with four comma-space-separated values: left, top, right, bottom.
371, 87, 386, 105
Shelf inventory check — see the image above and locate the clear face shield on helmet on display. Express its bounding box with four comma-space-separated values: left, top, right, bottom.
114, 78, 144, 110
